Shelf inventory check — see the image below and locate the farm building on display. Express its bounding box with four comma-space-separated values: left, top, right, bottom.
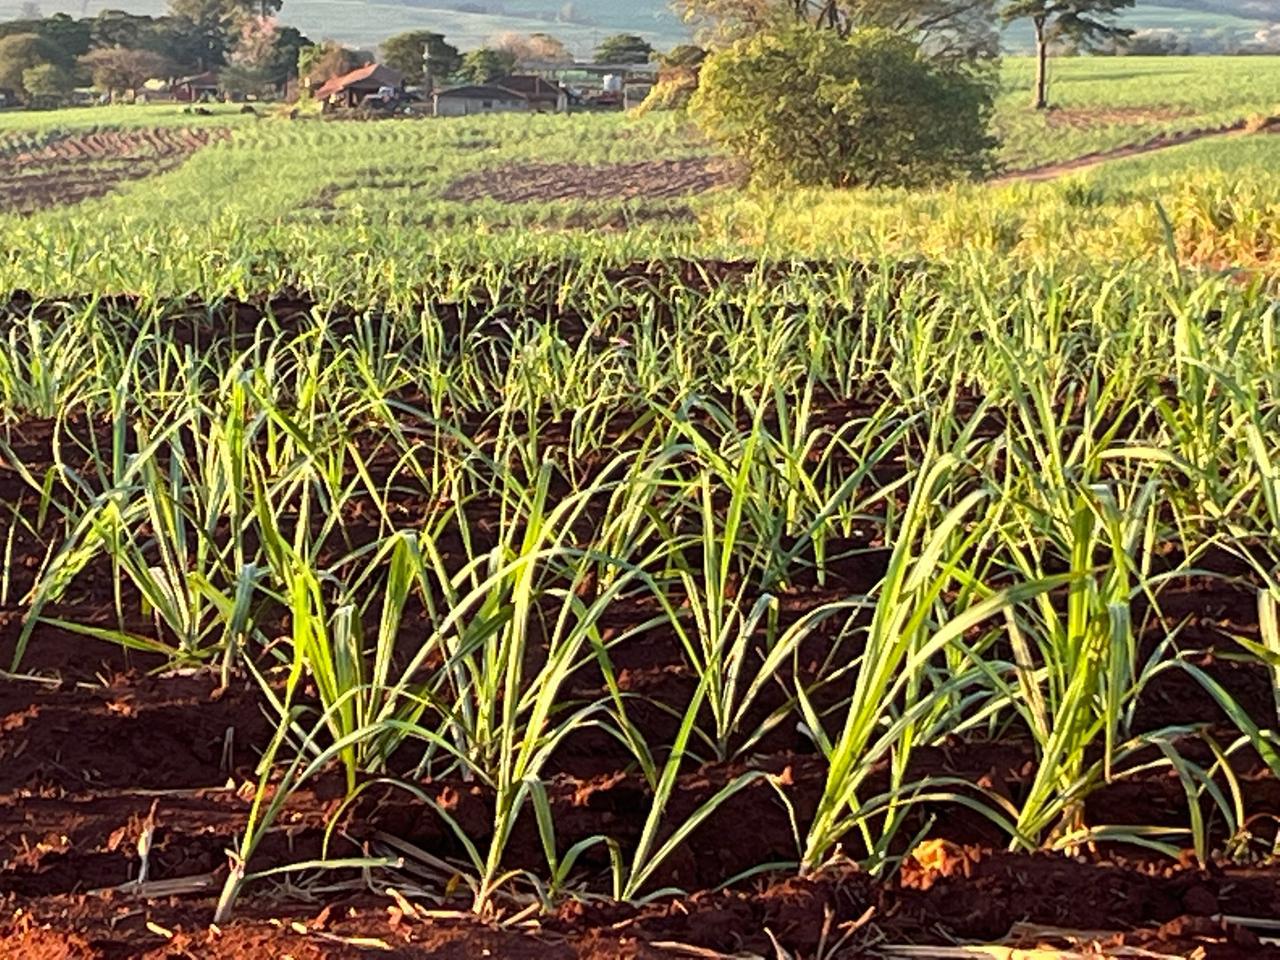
517, 60, 659, 109
174, 72, 220, 103
498, 75, 568, 111
433, 76, 569, 117
623, 78, 655, 110
315, 63, 405, 110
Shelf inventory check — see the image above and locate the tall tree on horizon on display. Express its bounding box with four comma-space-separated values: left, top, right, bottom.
381, 30, 461, 85
0, 32, 60, 102
457, 46, 517, 83
298, 40, 370, 87
593, 33, 654, 63
1002, 0, 1133, 108
166, 0, 284, 69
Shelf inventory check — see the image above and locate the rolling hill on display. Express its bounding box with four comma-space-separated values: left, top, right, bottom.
0, 0, 691, 53
1003, 2, 1276, 52
0, 0, 1270, 56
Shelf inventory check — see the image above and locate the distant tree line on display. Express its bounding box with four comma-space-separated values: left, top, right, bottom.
0, 4, 311, 104
1098, 26, 1280, 56
0, 1, 674, 108
376, 28, 657, 89
290, 28, 660, 101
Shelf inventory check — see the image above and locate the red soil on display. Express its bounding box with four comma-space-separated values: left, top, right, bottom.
2, 289, 1280, 958
441, 157, 741, 204
0, 127, 229, 214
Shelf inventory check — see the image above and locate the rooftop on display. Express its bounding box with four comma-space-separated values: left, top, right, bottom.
435, 77, 567, 103
315, 63, 404, 100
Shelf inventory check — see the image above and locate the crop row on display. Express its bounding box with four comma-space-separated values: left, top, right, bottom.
0, 259, 1276, 924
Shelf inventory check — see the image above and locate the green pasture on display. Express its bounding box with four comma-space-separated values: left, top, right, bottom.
0, 56, 1274, 298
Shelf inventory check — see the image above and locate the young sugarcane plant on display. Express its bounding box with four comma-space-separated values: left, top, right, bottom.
801, 455, 1058, 874
660, 464, 880, 762
12, 388, 214, 666
612, 667, 784, 902
213, 673, 424, 925
996, 481, 1196, 851
401, 466, 671, 915
257, 455, 674, 916
1179, 589, 1280, 806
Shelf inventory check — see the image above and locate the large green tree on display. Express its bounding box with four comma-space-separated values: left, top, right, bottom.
0, 32, 59, 101
79, 45, 175, 98
164, 1, 234, 70
1002, 0, 1133, 108
0, 9, 282, 81
22, 60, 74, 105
220, 16, 307, 94
381, 30, 461, 85
457, 47, 516, 84
166, 0, 283, 69
691, 25, 995, 187
0, 13, 90, 69
90, 10, 153, 50
593, 32, 654, 63
93, 10, 235, 70
269, 25, 309, 81
146, 16, 224, 72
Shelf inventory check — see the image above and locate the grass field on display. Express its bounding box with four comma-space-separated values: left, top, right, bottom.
3, 54, 1262, 174
0, 103, 253, 132
0, 58, 1275, 294
2, 52, 1280, 960
997, 56, 1280, 167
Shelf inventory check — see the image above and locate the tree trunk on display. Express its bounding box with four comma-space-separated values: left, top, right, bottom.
1033, 18, 1049, 110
